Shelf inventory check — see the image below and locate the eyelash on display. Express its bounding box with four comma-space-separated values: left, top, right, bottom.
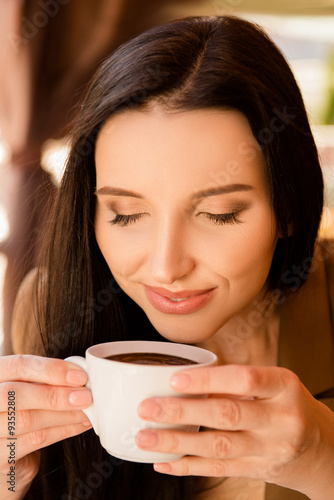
199, 212, 241, 225
108, 213, 143, 227
109, 211, 241, 227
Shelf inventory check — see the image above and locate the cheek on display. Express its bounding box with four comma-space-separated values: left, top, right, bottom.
207, 216, 277, 285
95, 219, 144, 278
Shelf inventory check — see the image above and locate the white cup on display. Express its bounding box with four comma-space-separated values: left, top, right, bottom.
66, 340, 217, 463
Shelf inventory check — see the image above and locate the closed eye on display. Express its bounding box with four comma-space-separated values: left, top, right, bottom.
109, 210, 243, 227
198, 212, 242, 225
108, 213, 144, 227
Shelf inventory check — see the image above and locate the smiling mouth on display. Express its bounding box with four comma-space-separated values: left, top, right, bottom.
144, 285, 215, 315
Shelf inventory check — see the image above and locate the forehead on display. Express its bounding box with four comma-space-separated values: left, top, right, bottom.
95, 106, 267, 193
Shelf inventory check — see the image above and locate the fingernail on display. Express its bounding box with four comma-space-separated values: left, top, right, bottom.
69, 390, 92, 407
66, 370, 88, 386
154, 463, 171, 474
170, 373, 191, 390
136, 430, 158, 448
138, 399, 162, 420
82, 420, 93, 427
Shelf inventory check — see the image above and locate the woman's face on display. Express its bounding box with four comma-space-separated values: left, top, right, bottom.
95, 106, 278, 343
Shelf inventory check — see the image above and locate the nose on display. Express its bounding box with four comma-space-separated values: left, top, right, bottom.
148, 215, 195, 285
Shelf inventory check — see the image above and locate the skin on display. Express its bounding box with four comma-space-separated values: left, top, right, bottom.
94, 106, 334, 499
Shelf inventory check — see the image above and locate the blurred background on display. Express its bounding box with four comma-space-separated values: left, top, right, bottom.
0, 0, 334, 355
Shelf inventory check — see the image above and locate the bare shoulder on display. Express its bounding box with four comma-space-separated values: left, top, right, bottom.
11, 268, 45, 355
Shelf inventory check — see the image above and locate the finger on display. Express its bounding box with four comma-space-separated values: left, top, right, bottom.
136, 429, 262, 459
153, 455, 260, 478
0, 382, 92, 412
169, 365, 295, 399
0, 421, 92, 463
138, 396, 269, 430
0, 354, 88, 386
0, 409, 89, 436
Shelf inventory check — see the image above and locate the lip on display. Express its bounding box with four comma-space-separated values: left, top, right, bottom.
144, 285, 215, 315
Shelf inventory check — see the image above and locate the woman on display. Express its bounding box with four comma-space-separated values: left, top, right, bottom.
3, 15, 334, 500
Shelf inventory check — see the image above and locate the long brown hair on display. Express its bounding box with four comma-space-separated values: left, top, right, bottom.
28, 15, 323, 499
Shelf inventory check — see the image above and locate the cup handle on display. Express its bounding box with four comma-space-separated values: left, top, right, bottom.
65, 356, 99, 435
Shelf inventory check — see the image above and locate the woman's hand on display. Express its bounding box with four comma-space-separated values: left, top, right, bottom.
0, 354, 92, 499
136, 365, 334, 500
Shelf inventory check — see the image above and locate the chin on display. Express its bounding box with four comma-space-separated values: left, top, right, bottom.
146, 314, 223, 345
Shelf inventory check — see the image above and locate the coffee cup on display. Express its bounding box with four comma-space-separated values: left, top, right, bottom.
66, 340, 217, 463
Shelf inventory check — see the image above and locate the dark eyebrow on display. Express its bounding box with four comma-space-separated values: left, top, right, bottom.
95, 186, 143, 198
191, 184, 254, 200
95, 184, 254, 200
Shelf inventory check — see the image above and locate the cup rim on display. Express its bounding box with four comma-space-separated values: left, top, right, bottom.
86, 340, 217, 367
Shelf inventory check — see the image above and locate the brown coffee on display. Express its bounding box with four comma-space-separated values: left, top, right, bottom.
104, 352, 198, 366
